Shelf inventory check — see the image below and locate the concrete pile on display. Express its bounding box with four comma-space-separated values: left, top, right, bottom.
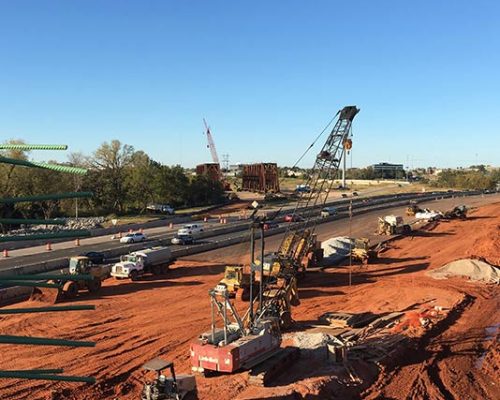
321, 236, 353, 265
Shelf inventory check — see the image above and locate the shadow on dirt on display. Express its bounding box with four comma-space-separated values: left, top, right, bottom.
168, 263, 226, 279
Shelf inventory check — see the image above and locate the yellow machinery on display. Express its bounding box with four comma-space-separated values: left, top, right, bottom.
377, 215, 412, 235
350, 238, 379, 265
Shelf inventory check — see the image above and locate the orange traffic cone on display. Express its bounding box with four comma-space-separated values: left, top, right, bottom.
3, 249, 8, 257
46, 242, 52, 251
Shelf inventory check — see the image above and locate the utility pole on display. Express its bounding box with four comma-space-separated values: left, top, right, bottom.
342, 147, 347, 188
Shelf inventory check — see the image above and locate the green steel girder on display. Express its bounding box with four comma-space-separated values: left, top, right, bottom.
0, 144, 68, 151
0, 156, 87, 175
2, 369, 64, 374
0, 273, 95, 281
0, 218, 66, 225
0, 335, 96, 347
0, 371, 95, 383
0, 192, 93, 204
0, 230, 91, 242
0, 305, 95, 314
0, 281, 62, 289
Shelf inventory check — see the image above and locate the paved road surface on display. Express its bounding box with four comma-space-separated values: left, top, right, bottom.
183, 194, 500, 264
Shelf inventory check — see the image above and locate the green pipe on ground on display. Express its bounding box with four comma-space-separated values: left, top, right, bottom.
0, 335, 96, 348
0, 230, 91, 242
0, 305, 95, 314
3, 369, 64, 374
0, 281, 62, 289
0, 371, 95, 383
0, 144, 68, 151
0, 273, 94, 281
0, 157, 87, 175
0, 192, 93, 204
0, 218, 66, 225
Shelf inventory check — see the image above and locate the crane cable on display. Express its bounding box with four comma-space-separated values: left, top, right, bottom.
279, 110, 340, 186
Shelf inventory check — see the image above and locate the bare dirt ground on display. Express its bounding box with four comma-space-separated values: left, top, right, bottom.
0, 202, 498, 400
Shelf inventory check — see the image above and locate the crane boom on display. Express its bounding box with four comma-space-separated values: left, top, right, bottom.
278, 106, 359, 262
203, 118, 220, 165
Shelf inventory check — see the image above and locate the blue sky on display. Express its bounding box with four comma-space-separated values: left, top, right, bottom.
1, 0, 499, 168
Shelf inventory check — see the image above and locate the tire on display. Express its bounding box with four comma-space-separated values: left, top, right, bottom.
152, 265, 162, 275
63, 281, 78, 299
86, 278, 101, 293
130, 270, 139, 281
280, 311, 293, 330
160, 265, 170, 274
236, 287, 250, 302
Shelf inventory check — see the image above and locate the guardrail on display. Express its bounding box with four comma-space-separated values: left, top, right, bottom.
0, 190, 493, 304
0, 190, 487, 279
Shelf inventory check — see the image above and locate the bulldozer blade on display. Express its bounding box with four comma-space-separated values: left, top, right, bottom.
29, 286, 62, 304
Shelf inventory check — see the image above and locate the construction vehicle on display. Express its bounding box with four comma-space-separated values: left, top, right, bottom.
192, 106, 359, 381
406, 202, 422, 216
32, 256, 109, 302
444, 205, 468, 219
349, 238, 379, 265
111, 247, 175, 280
218, 266, 250, 300
190, 277, 299, 384
377, 215, 412, 235
141, 358, 197, 400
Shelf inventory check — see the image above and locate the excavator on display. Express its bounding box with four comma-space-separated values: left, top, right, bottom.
191, 106, 360, 384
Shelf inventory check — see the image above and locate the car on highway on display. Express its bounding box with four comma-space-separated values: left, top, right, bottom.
295, 184, 311, 193
263, 221, 279, 230
352, 191, 359, 196
320, 207, 338, 218
120, 232, 147, 243
79, 251, 106, 264
284, 214, 304, 222
177, 224, 204, 236
146, 204, 175, 215
171, 234, 196, 245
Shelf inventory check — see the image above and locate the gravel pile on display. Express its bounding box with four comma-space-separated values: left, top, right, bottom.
5, 217, 105, 234
288, 332, 336, 359
427, 258, 499, 284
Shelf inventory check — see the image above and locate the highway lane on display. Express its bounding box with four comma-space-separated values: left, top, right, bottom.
1, 192, 496, 272
183, 193, 500, 265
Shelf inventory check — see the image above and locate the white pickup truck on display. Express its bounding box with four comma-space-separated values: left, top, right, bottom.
111, 246, 175, 280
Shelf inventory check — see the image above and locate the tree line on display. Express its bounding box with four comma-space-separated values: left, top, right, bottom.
0, 140, 224, 221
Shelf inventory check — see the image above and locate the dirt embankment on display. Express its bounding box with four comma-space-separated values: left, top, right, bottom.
0, 203, 498, 400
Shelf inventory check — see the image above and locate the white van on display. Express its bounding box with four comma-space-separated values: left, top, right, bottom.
177, 223, 204, 235
321, 207, 338, 218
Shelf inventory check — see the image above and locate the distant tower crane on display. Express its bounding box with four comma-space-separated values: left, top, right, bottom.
202, 119, 231, 190
203, 118, 220, 165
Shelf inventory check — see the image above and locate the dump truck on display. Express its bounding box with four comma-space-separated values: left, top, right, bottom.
31, 256, 110, 302
377, 215, 412, 235
111, 246, 175, 280
141, 358, 196, 400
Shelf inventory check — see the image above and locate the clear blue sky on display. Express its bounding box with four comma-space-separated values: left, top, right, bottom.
1, 0, 499, 169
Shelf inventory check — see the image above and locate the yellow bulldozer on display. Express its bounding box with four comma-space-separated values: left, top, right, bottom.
349, 238, 379, 265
